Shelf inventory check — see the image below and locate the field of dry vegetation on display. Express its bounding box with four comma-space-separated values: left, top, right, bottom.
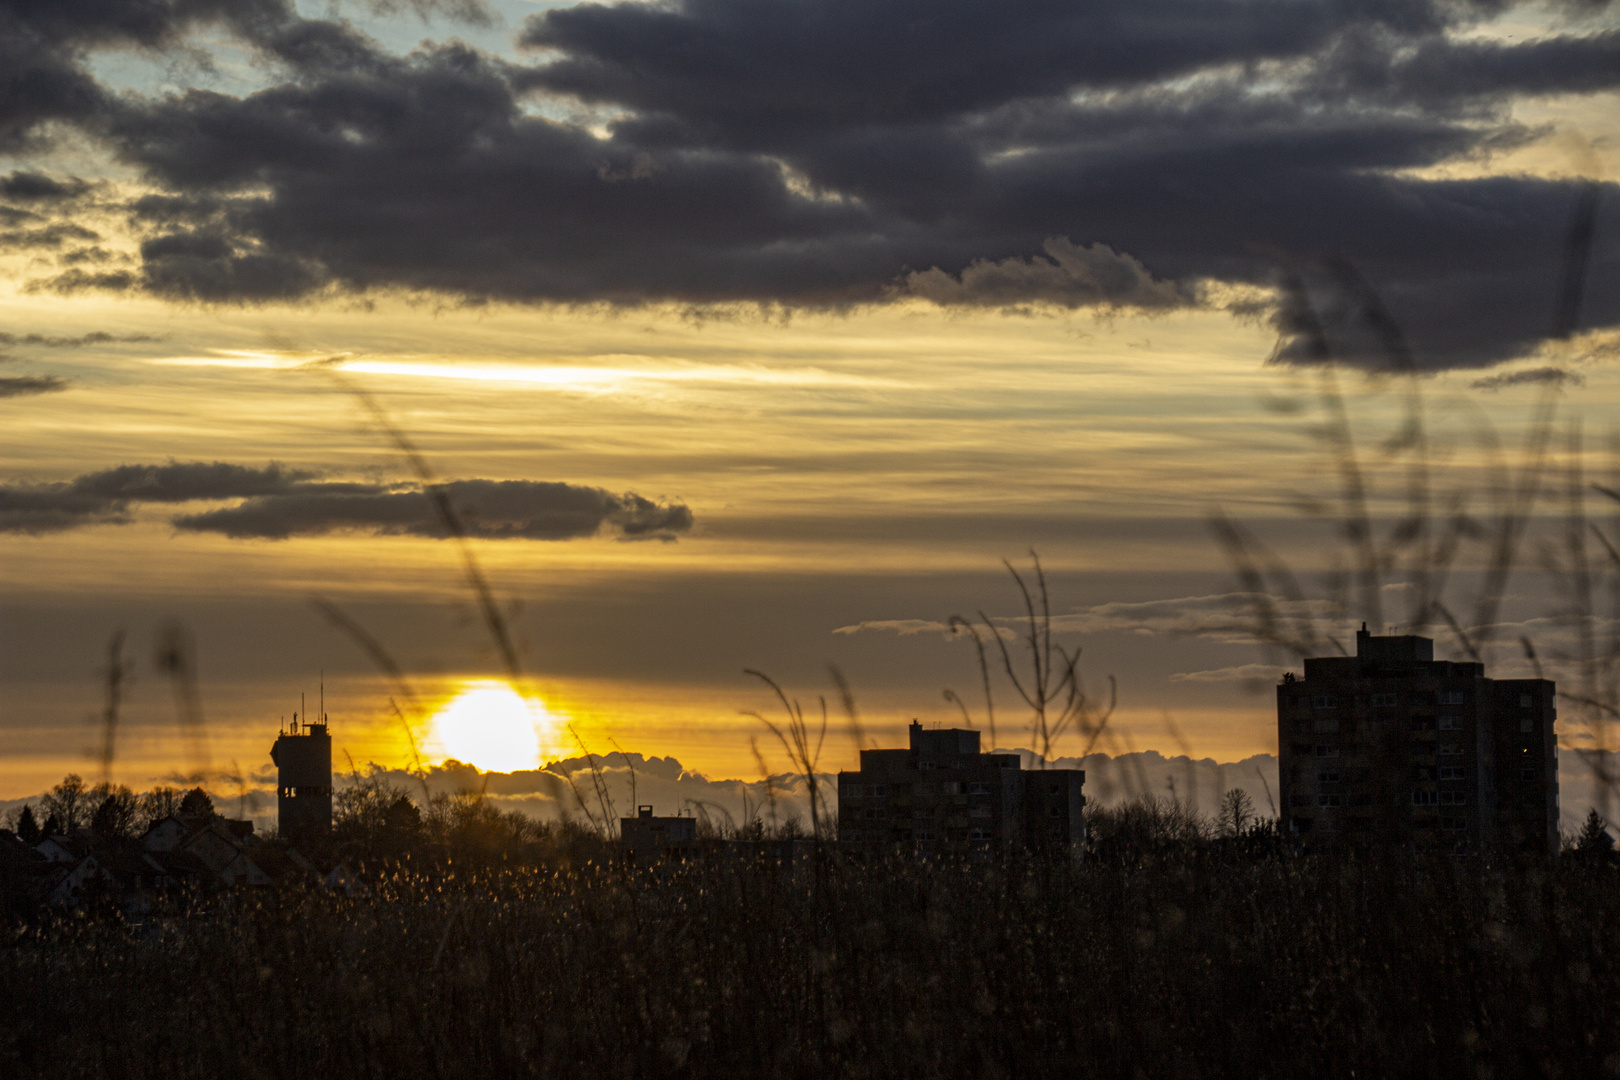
2, 811, 1616, 1080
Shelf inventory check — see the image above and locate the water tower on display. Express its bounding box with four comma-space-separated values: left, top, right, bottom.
271, 707, 332, 838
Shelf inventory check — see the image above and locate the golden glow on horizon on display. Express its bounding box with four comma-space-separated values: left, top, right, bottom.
151, 349, 899, 391
426, 681, 553, 773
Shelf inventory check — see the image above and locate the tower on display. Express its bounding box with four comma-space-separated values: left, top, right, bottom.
271, 710, 332, 839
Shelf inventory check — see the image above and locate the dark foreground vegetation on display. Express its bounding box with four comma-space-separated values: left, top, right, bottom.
2, 808, 1616, 1080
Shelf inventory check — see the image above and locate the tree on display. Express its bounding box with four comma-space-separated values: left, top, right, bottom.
40, 774, 89, 832
179, 787, 215, 819
90, 785, 139, 838
381, 795, 423, 852
16, 805, 41, 845
1218, 788, 1256, 836
137, 787, 183, 829
1575, 809, 1614, 858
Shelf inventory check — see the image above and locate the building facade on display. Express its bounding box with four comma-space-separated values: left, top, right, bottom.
1278, 626, 1558, 853
837, 722, 1086, 858
271, 715, 333, 838
620, 805, 697, 865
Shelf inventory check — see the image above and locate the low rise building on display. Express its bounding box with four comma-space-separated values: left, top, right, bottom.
620, 805, 697, 865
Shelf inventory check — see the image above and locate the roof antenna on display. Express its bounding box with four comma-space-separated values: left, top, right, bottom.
320, 669, 325, 724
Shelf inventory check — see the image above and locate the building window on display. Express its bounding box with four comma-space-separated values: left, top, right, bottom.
1313, 718, 1340, 733
1317, 770, 1340, 784
942, 781, 964, 795
967, 782, 990, 795
1349, 793, 1373, 807
968, 829, 993, 842
1519, 766, 1537, 781
1519, 719, 1534, 733
1438, 716, 1462, 730
1412, 791, 1438, 806
1439, 792, 1466, 806
1317, 794, 1343, 808
1290, 794, 1311, 808
1315, 745, 1339, 758
1439, 743, 1463, 756
840, 785, 863, 799
1439, 691, 1466, 705
1438, 766, 1465, 781
1519, 694, 1533, 707
914, 829, 934, 841
1291, 743, 1313, 756
1414, 766, 1434, 781
913, 809, 933, 819
1371, 693, 1398, 707
1312, 695, 1337, 709
871, 785, 889, 797
1442, 817, 1467, 831
969, 807, 991, 818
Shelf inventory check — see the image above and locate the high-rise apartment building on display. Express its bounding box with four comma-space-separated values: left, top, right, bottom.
1278, 626, 1558, 853
837, 722, 1085, 858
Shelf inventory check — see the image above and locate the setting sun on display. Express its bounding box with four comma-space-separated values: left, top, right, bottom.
427, 682, 553, 774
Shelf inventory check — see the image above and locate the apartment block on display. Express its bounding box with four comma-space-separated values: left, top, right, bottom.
837, 722, 1085, 858
1278, 626, 1558, 853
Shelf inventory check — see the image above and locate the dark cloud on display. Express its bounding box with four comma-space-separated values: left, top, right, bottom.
0, 375, 68, 400
67, 461, 320, 502
1470, 366, 1586, 390
0, 461, 693, 540
0, 460, 310, 533
173, 478, 695, 540
897, 238, 1194, 310
0, 222, 100, 251
0, 171, 88, 200
4, 0, 1619, 367
518, 0, 1470, 130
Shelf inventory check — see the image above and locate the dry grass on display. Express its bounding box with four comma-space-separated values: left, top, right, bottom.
0, 842, 1615, 1079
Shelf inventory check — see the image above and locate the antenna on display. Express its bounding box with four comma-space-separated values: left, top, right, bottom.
301, 692, 306, 733
320, 670, 325, 724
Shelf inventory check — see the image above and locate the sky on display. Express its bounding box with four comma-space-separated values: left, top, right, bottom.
2, 0, 1619, 817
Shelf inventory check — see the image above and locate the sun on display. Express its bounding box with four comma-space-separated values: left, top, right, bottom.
427, 681, 553, 773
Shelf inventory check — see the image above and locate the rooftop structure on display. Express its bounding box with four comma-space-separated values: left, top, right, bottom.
838, 721, 1085, 858
1278, 626, 1558, 854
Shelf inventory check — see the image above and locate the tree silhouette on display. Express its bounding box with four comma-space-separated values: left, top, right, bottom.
179, 787, 215, 819
1218, 789, 1256, 836
1575, 809, 1614, 859
90, 785, 139, 838
16, 805, 40, 845
137, 786, 183, 828
40, 775, 89, 832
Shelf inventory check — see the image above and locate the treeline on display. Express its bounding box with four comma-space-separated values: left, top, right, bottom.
328, 773, 611, 864
4, 775, 218, 845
